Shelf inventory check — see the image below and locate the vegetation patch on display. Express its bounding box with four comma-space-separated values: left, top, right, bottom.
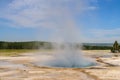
0, 49, 38, 56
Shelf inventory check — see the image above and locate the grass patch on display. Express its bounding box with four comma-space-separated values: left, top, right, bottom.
0, 49, 53, 56
0, 49, 38, 56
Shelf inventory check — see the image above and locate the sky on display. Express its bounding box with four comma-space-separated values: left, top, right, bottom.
0, 0, 120, 43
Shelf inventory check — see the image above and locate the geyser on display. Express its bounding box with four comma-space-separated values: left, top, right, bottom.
38, 44, 96, 68
35, 0, 96, 68
35, 40, 96, 68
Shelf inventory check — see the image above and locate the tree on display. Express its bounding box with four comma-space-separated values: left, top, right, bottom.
111, 41, 120, 53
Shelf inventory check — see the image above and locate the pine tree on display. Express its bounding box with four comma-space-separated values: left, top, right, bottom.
111, 41, 119, 53
113, 41, 119, 50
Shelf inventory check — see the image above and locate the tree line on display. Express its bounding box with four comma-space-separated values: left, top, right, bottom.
0, 41, 52, 49
82, 45, 112, 50
0, 41, 112, 50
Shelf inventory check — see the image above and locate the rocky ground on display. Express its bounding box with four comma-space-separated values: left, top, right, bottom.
0, 50, 120, 80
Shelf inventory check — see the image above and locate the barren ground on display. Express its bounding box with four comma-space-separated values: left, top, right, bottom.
0, 50, 120, 80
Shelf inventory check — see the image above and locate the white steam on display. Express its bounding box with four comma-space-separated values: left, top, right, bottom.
34, 0, 96, 67
39, 47, 95, 68
2, 0, 96, 67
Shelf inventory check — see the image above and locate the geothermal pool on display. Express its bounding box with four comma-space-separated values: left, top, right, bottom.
33, 51, 97, 68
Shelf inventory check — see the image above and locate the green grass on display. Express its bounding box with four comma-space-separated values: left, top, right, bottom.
0, 49, 38, 56
0, 49, 53, 56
